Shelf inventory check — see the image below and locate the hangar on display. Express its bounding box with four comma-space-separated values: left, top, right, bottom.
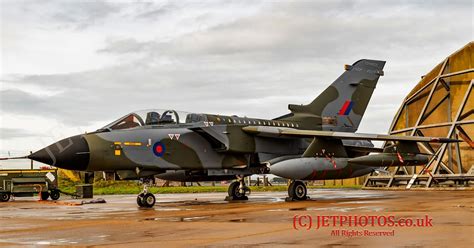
364, 42, 473, 188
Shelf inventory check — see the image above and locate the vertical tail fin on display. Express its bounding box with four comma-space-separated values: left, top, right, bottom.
276, 59, 385, 132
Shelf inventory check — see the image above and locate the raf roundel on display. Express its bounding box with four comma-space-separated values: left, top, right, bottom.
152, 142, 166, 157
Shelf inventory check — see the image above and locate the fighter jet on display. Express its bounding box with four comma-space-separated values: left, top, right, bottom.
22, 59, 457, 207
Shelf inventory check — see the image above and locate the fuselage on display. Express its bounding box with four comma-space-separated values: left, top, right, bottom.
29, 110, 307, 170
28, 109, 375, 181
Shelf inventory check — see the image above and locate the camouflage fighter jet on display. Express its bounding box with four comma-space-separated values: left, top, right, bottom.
22, 59, 457, 207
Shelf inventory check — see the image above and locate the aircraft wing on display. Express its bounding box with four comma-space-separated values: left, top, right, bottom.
242, 126, 459, 143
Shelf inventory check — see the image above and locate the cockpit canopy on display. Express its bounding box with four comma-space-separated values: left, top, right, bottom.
100, 109, 207, 131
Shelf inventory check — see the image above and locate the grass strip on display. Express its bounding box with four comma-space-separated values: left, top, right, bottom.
59, 178, 361, 195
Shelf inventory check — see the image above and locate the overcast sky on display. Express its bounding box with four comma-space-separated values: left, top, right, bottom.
1, 0, 472, 167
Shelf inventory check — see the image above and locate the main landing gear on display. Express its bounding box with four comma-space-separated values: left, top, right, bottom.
225, 176, 250, 201
137, 184, 156, 208
286, 180, 308, 201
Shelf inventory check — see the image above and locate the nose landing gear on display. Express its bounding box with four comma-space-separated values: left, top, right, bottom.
225, 176, 250, 201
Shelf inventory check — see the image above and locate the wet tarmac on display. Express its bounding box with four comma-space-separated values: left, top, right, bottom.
0, 189, 472, 247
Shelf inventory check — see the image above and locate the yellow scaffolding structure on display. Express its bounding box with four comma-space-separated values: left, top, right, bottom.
365, 42, 474, 188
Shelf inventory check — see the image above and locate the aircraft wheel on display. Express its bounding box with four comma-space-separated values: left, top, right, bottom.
137, 193, 145, 207
0, 193, 10, 202
141, 193, 156, 208
288, 180, 307, 201
40, 192, 50, 201
228, 181, 246, 200
50, 190, 60, 200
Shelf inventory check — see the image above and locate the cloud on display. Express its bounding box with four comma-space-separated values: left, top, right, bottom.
1, 88, 108, 126
97, 1, 470, 63
97, 38, 151, 54
0, 128, 42, 139
24, 0, 121, 30
1, 0, 472, 152
135, 2, 177, 20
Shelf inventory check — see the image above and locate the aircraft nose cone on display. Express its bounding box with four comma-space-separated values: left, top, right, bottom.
29, 135, 90, 170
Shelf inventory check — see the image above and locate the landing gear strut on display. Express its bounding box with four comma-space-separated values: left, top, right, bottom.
137, 184, 156, 208
225, 176, 250, 201
286, 180, 308, 201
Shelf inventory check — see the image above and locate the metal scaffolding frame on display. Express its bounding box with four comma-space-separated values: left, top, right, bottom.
364, 43, 474, 188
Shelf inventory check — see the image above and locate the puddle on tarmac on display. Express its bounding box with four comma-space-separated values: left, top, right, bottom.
267, 208, 288, 212
306, 206, 384, 212
270, 197, 285, 203
289, 207, 307, 211
138, 207, 194, 211
143, 216, 210, 222
307, 190, 389, 201
6, 235, 110, 246
152, 208, 181, 211
267, 206, 384, 212
336, 201, 383, 204
36, 241, 51, 245
440, 221, 463, 226
182, 201, 213, 205
229, 218, 247, 222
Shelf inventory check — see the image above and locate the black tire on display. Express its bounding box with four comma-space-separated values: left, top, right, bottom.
288, 181, 296, 199
228, 181, 245, 200
0, 193, 10, 202
40, 192, 50, 201
288, 181, 307, 201
50, 190, 60, 200
228, 181, 238, 197
137, 193, 145, 207
141, 193, 156, 208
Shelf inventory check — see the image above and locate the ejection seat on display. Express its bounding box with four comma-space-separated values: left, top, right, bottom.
145, 112, 160, 125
